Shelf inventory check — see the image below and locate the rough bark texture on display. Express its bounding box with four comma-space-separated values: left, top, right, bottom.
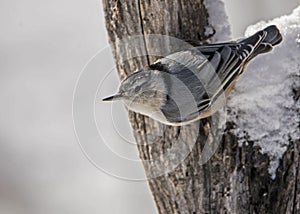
102, 0, 300, 213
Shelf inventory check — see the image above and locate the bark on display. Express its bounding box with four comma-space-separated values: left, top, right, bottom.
102, 0, 300, 213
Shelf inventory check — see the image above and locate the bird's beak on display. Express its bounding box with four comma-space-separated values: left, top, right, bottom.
102, 94, 123, 101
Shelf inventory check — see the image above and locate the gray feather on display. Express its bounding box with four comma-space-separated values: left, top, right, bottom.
153, 27, 275, 123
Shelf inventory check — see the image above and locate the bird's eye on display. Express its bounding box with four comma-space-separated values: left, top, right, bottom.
135, 85, 141, 93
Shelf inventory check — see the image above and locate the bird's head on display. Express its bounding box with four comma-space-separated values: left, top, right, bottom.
102, 68, 167, 114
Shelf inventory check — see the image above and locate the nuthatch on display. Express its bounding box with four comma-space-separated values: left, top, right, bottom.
103, 25, 282, 126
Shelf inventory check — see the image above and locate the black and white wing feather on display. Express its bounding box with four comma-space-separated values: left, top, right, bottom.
150, 25, 282, 124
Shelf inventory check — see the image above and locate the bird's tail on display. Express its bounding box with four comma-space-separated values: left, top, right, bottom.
240, 25, 283, 61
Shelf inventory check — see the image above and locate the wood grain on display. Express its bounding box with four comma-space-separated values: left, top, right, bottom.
102, 0, 300, 213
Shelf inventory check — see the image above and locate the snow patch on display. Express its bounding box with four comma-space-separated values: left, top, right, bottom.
227, 6, 300, 179
204, 0, 232, 42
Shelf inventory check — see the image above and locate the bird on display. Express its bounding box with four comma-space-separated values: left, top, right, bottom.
102, 25, 282, 126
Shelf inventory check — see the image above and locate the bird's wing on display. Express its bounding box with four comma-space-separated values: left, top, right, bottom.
151, 51, 211, 123
151, 32, 266, 123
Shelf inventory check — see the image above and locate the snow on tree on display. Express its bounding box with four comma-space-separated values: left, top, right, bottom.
228, 6, 300, 179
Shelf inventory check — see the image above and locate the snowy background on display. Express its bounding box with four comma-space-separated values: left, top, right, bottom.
228, 7, 300, 179
1, 0, 299, 213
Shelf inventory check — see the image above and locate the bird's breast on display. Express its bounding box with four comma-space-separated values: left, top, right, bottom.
123, 100, 170, 124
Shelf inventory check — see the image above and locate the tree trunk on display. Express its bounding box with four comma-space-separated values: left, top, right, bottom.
102, 1, 300, 213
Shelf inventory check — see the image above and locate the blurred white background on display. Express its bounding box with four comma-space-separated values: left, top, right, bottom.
0, 0, 299, 213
